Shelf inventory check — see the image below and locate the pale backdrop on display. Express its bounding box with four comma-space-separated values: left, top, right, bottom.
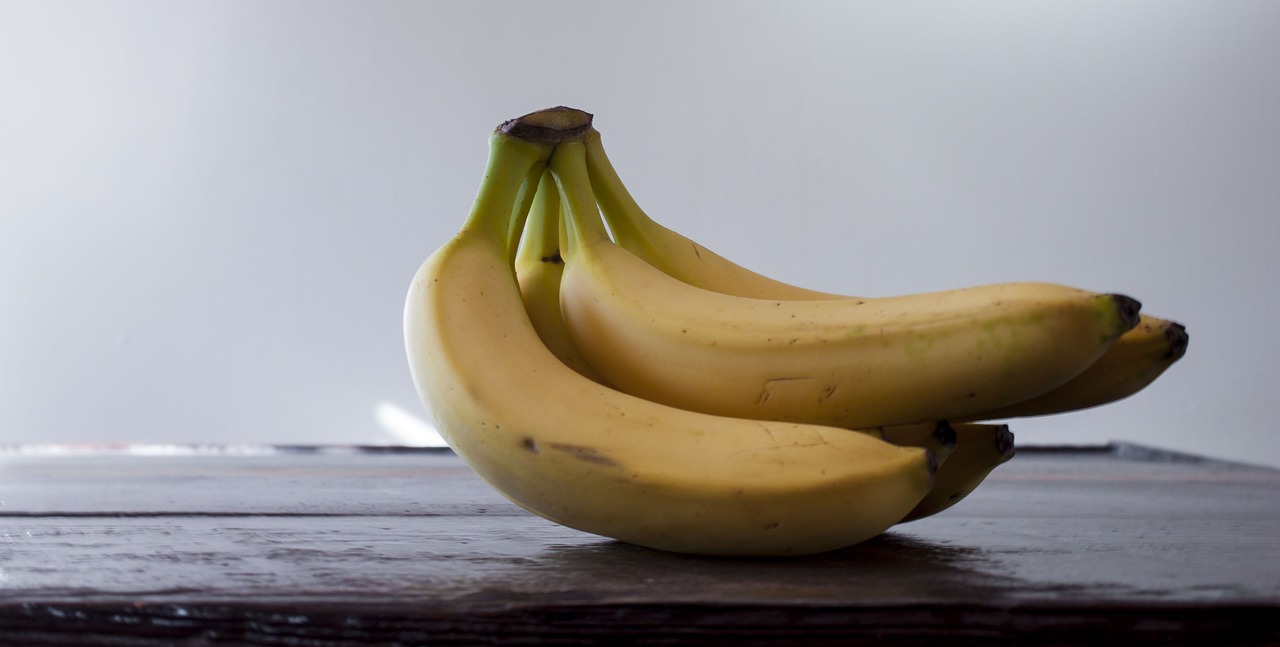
2, 1, 1277, 467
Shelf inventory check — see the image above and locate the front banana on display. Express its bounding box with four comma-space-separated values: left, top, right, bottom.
555, 139, 1141, 430
881, 422, 1016, 523
405, 109, 936, 557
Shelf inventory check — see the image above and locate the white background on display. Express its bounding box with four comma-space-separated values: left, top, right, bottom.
2, 1, 1277, 467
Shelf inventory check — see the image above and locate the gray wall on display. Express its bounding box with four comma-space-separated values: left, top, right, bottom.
3, 1, 1277, 466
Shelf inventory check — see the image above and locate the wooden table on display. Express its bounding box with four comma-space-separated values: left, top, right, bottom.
2, 443, 1278, 645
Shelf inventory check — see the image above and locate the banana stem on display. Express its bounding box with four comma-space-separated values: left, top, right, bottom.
461, 133, 550, 249
582, 129, 653, 244
549, 140, 611, 263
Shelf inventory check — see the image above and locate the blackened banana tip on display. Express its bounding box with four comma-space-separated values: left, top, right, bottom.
994, 424, 1016, 459
1166, 322, 1190, 360
934, 420, 958, 449
1109, 294, 1142, 330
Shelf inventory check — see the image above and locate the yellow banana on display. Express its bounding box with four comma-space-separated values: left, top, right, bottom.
966, 315, 1188, 419
514, 170, 611, 385
404, 108, 937, 557
554, 138, 1141, 430
881, 422, 1016, 523
582, 129, 1187, 419
582, 128, 841, 299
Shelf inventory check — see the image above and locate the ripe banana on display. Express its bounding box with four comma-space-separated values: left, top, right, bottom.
404, 108, 937, 557
582, 129, 1188, 420
554, 138, 1141, 430
514, 170, 611, 385
965, 315, 1188, 419
582, 128, 841, 300
881, 422, 1016, 523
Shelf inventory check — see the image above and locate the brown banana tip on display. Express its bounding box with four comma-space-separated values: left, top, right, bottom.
1166, 322, 1190, 359
1108, 294, 1143, 330
498, 106, 594, 144
995, 424, 1016, 458
934, 420, 958, 449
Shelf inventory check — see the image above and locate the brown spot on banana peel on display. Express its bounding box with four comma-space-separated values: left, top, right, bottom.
541, 249, 564, 265
547, 442, 623, 468
523, 437, 622, 469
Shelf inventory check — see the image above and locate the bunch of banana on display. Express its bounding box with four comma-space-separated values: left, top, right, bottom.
403, 106, 1189, 557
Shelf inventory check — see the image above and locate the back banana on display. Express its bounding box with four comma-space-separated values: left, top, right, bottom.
967, 316, 1188, 420
554, 139, 1141, 430
582, 129, 1187, 420
881, 422, 1016, 522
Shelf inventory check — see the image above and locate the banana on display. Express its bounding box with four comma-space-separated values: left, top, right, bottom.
966, 315, 1189, 420
583, 129, 1187, 419
404, 108, 937, 557
881, 422, 1016, 523
582, 128, 842, 300
554, 138, 1141, 430
514, 170, 611, 384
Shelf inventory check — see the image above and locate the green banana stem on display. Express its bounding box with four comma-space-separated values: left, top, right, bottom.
460, 133, 551, 250
549, 140, 611, 262
582, 129, 654, 246
583, 127, 844, 300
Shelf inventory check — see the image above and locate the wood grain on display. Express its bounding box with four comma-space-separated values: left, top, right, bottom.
2, 444, 1278, 645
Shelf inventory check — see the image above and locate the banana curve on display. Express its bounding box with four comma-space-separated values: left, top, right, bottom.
965, 315, 1188, 420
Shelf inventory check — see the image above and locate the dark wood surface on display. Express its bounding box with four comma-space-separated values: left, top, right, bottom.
2, 443, 1278, 645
